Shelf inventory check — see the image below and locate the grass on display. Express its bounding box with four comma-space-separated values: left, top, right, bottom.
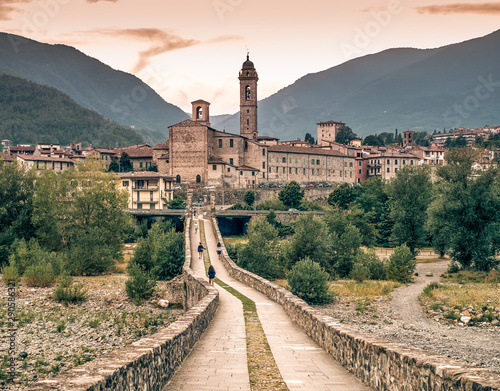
329, 280, 401, 301
420, 270, 500, 325
222, 236, 248, 247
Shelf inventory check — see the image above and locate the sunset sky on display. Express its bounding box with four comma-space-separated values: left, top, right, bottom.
1, 0, 500, 114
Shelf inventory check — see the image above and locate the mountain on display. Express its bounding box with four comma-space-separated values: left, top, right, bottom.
0, 74, 144, 147
218, 29, 500, 139
0, 33, 188, 139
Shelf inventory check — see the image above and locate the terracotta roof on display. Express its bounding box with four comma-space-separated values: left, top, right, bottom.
0, 153, 15, 162
9, 146, 35, 153
238, 165, 260, 171
153, 143, 169, 150
117, 172, 175, 180
268, 145, 349, 158
116, 145, 153, 158
257, 136, 279, 141
17, 155, 74, 163
317, 120, 345, 125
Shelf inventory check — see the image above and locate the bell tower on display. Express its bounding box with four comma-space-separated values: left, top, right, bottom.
239, 54, 258, 140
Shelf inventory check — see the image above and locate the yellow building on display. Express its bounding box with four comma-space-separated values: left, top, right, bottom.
118, 172, 175, 210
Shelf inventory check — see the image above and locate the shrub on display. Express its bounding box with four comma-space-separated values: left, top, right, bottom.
350, 262, 371, 282
287, 258, 331, 305
53, 280, 87, 305
225, 243, 239, 260
125, 261, 157, 306
422, 282, 441, 297
1, 264, 21, 286
256, 198, 287, 211
386, 244, 416, 283
24, 261, 57, 287
354, 249, 387, 281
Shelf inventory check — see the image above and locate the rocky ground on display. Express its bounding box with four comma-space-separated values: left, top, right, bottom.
0, 275, 184, 390
318, 260, 500, 373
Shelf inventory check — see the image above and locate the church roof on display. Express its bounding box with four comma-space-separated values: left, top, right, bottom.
242, 54, 255, 70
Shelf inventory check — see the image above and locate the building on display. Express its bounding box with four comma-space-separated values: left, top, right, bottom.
403, 130, 414, 147
118, 172, 175, 210
116, 144, 154, 171
317, 120, 345, 145
366, 151, 421, 181
16, 154, 74, 172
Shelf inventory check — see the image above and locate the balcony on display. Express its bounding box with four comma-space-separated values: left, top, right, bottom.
132, 186, 159, 191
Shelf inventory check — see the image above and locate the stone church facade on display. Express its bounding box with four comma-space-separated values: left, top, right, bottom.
166, 55, 355, 188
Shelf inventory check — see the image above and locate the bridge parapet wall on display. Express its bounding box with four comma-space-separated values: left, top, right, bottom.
27, 217, 219, 391
211, 217, 500, 391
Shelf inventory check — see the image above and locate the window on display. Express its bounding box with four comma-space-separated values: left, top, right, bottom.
196, 106, 203, 119
311, 159, 315, 165
276, 167, 278, 173
245, 85, 251, 100
227, 168, 231, 172
289, 158, 292, 163
349, 162, 353, 167
316, 160, 320, 165
403, 160, 406, 165
303, 168, 306, 175
269, 167, 271, 172
252, 171, 255, 176
387, 168, 390, 173
230, 158, 234, 165
295, 168, 298, 174
196, 175, 201, 183
122, 181, 129, 187
262, 162, 265, 169
395, 159, 398, 165
283, 167, 285, 173
262, 149, 266, 156
150, 191, 153, 201
358, 169, 361, 174
387, 159, 390, 164
282, 157, 286, 163
218, 139, 222, 148
289, 167, 292, 174
137, 180, 144, 189
312, 169, 314, 175
240, 171, 243, 175
140, 162, 143, 168
230, 139, 234, 148
358, 161, 362, 166
263, 173, 265, 178
176, 175, 181, 183
410, 160, 414, 165
246, 119, 249, 125
213, 165, 217, 170
276, 157, 279, 163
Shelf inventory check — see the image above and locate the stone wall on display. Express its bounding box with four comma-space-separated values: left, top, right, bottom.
211, 217, 500, 391
26, 218, 219, 391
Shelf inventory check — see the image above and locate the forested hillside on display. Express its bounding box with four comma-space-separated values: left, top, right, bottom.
0, 74, 144, 147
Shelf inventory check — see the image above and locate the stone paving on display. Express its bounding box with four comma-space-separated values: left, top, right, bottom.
164, 215, 371, 390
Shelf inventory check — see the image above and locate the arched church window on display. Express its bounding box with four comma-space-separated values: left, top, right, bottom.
176, 175, 181, 183
196, 175, 201, 184
196, 106, 203, 119
245, 86, 251, 100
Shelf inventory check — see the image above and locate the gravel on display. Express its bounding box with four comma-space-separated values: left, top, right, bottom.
317, 260, 500, 373
0, 275, 184, 390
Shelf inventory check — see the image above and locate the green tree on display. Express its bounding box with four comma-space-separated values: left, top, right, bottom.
125, 261, 157, 305
244, 190, 256, 207
330, 223, 363, 278
287, 258, 331, 305
363, 135, 383, 146
387, 244, 416, 283
108, 159, 119, 173
425, 190, 451, 258
238, 218, 283, 280
168, 195, 186, 209
430, 148, 500, 271
278, 181, 304, 209
304, 133, 315, 145
335, 125, 357, 145
0, 162, 36, 267
132, 222, 184, 280
388, 165, 432, 255
119, 152, 133, 172
328, 183, 361, 209
288, 214, 330, 270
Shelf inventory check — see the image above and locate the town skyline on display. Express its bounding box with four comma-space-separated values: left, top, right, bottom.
1, 0, 500, 114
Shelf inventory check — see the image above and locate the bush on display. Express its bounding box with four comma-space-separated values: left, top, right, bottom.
349, 262, 371, 282
225, 243, 239, 260
422, 282, 441, 297
287, 258, 332, 305
256, 198, 287, 211
386, 244, 416, 283
352, 249, 387, 281
1, 264, 21, 286
24, 261, 57, 287
53, 276, 87, 305
125, 262, 157, 306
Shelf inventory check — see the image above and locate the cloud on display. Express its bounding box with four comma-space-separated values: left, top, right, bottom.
95, 28, 243, 74
415, 2, 500, 15
0, 0, 33, 21
86, 0, 118, 3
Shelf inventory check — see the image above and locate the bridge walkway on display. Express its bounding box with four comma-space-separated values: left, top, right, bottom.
164, 215, 371, 390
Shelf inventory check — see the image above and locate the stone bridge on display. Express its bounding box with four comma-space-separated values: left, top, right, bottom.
27, 213, 500, 390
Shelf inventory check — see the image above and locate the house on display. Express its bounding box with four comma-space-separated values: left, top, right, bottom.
118, 172, 175, 210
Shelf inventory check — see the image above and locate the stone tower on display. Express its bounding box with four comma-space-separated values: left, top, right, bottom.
239, 54, 258, 140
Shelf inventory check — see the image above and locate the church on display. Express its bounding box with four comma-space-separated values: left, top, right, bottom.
165, 55, 355, 188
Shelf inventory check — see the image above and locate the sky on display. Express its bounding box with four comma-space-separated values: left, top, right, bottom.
1, 0, 500, 115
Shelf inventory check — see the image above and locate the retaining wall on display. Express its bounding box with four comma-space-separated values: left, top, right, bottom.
211, 217, 500, 391
27, 218, 219, 391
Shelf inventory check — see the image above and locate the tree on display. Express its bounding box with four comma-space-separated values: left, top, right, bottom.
119, 152, 133, 172
244, 190, 256, 207
387, 244, 416, 283
0, 162, 36, 267
327, 183, 360, 209
363, 135, 383, 146
132, 222, 184, 280
330, 223, 363, 278
288, 214, 330, 270
430, 148, 500, 271
287, 258, 331, 304
388, 165, 432, 255
108, 159, 119, 172
278, 181, 304, 209
238, 217, 283, 280
168, 195, 186, 209
335, 125, 357, 145
304, 133, 315, 145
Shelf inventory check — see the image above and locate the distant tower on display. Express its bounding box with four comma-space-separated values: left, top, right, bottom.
191, 99, 210, 126
239, 54, 258, 140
